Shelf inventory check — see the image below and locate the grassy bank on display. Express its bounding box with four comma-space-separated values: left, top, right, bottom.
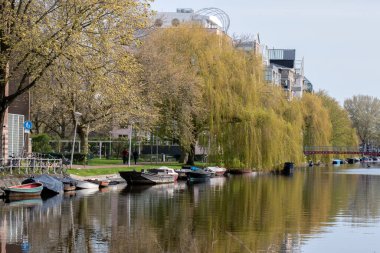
67, 163, 183, 177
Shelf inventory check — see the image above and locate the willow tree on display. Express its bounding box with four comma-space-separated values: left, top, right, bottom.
138, 27, 207, 165
344, 95, 380, 148
0, 0, 151, 155
317, 91, 358, 147
301, 93, 332, 162
140, 26, 309, 169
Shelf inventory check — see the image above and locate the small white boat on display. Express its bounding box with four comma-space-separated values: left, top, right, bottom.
157, 166, 179, 181
76, 181, 99, 189
205, 166, 227, 177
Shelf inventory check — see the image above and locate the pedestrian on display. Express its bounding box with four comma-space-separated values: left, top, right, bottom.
133, 150, 139, 165
122, 148, 129, 165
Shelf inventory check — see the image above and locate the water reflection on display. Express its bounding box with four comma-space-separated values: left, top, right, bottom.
0, 167, 380, 252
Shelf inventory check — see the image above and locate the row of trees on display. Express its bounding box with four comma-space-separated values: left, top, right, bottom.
32, 25, 358, 169
1, 2, 360, 169
0, 0, 151, 154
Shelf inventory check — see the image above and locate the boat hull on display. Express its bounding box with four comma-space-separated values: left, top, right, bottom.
186, 171, 211, 183
63, 183, 76, 192
119, 171, 175, 185
76, 181, 99, 189
86, 179, 110, 188
22, 175, 63, 196
175, 169, 191, 180
228, 169, 252, 175
4, 183, 43, 199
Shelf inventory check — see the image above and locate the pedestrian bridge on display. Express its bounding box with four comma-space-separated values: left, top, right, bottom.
303, 146, 380, 156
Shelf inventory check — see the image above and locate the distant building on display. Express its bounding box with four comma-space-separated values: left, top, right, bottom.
303, 77, 314, 93
1, 78, 31, 159
266, 49, 313, 99
236, 39, 314, 98
153, 8, 230, 36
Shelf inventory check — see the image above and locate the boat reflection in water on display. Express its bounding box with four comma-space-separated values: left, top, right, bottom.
4, 198, 43, 208
120, 182, 178, 198
75, 188, 99, 197
1, 165, 380, 252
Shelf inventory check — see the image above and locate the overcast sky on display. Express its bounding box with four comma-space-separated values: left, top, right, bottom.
151, 0, 380, 104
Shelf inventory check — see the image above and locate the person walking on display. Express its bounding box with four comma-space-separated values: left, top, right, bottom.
122, 149, 129, 165
133, 150, 139, 165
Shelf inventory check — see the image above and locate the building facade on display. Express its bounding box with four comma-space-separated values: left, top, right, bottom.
1, 78, 30, 159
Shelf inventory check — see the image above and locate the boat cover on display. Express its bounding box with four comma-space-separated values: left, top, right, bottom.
23, 175, 63, 194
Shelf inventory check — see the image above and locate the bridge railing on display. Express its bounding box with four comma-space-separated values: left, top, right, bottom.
303, 146, 380, 156
304, 146, 361, 152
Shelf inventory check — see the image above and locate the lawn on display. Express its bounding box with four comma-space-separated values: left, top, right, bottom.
87, 158, 124, 166
67, 163, 183, 177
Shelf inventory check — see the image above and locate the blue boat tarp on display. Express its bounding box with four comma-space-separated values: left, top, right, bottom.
23, 175, 63, 194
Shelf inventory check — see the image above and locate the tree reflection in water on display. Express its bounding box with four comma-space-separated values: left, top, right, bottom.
0, 167, 380, 252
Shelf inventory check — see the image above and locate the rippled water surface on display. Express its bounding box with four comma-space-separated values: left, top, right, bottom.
1, 164, 380, 252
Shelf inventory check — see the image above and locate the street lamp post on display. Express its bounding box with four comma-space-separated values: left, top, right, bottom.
109, 131, 112, 159
70, 112, 82, 168
128, 122, 133, 166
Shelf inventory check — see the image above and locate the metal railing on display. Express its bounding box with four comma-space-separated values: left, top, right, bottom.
303, 146, 361, 152
303, 146, 380, 156
0, 157, 66, 175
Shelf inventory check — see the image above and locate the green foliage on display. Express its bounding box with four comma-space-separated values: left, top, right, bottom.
318, 91, 358, 147
141, 26, 358, 170
31, 134, 53, 153
344, 95, 380, 145
72, 153, 87, 164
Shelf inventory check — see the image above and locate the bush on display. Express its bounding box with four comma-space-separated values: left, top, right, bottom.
32, 134, 52, 153
43, 152, 86, 164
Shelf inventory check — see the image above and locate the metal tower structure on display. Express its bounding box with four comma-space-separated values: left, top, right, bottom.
195, 8, 230, 33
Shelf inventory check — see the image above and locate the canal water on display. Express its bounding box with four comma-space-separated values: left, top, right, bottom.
1, 164, 380, 253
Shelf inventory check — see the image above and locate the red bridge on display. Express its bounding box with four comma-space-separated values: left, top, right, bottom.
304, 146, 380, 156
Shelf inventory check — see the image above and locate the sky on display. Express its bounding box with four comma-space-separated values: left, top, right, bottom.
151, 0, 380, 104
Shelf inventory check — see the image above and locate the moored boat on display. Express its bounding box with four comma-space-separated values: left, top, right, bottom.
22, 175, 63, 196
148, 167, 179, 181
332, 159, 344, 165
76, 180, 99, 189
86, 179, 110, 188
227, 168, 252, 175
4, 183, 43, 199
186, 167, 212, 183
204, 166, 226, 177
282, 162, 294, 175
175, 168, 192, 180
347, 158, 360, 164
119, 170, 175, 185
63, 183, 76, 192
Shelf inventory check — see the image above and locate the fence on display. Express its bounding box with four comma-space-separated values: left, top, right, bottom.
0, 156, 65, 175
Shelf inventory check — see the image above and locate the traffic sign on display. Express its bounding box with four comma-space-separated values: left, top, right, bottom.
24, 121, 32, 130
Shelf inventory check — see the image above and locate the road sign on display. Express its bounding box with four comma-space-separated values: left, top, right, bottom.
24, 121, 32, 130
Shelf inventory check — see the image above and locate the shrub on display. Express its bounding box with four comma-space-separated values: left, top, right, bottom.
32, 134, 52, 153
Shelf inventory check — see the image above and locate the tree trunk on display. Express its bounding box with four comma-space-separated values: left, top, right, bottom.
179, 150, 188, 164
186, 142, 196, 166
77, 125, 89, 155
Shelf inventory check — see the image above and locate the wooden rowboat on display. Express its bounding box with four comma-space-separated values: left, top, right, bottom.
4, 183, 43, 199
63, 183, 76, 192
